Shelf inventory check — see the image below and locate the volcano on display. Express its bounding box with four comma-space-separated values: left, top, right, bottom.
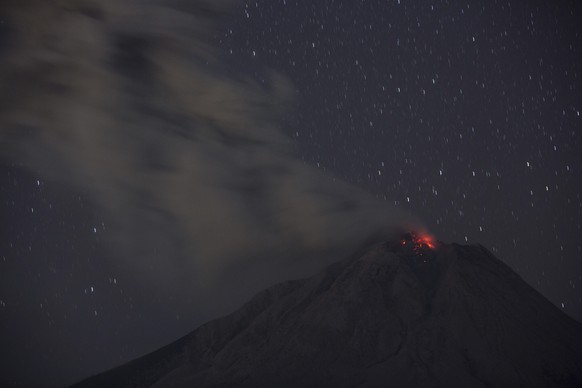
70, 237, 582, 387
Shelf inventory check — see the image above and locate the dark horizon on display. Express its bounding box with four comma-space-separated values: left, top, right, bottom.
69, 239, 582, 388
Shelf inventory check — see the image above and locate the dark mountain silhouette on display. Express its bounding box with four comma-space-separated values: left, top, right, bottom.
71, 235, 582, 387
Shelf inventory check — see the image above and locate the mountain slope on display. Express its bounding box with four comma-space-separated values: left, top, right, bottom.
71, 237, 582, 387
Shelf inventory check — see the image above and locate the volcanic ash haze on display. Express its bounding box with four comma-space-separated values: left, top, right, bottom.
71, 240, 582, 388
0, 0, 420, 317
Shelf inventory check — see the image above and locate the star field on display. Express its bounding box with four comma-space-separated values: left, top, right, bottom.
219, 0, 582, 318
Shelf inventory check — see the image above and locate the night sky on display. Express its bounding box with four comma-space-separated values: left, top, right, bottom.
219, 0, 582, 317
1, 1, 581, 387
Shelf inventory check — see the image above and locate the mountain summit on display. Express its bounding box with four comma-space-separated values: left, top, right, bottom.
71, 236, 582, 387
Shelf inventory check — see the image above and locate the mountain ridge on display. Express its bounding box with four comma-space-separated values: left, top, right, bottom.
71, 237, 582, 387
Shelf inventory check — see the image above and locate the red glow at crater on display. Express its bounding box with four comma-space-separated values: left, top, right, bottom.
418, 234, 435, 249
400, 232, 436, 252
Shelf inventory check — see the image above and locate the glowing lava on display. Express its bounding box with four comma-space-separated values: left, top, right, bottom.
418, 234, 435, 249
400, 232, 436, 252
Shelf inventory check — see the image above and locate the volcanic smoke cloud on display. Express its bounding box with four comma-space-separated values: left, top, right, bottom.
0, 0, 420, 315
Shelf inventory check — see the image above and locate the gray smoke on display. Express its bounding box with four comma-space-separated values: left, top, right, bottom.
0, 0, 422, 315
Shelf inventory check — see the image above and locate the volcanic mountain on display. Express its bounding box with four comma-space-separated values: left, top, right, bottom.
71, 235, 582, 387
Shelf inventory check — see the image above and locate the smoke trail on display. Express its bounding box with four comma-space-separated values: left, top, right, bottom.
0, 0, 421, 315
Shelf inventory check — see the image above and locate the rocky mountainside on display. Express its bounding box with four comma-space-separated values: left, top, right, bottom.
71, 235, 582, 387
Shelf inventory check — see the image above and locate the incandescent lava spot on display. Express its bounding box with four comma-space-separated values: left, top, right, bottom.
399, 231, 437, 257
417, 234, 435, 249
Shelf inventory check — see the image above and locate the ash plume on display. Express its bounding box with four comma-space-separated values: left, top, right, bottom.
0, 0, 421, 315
